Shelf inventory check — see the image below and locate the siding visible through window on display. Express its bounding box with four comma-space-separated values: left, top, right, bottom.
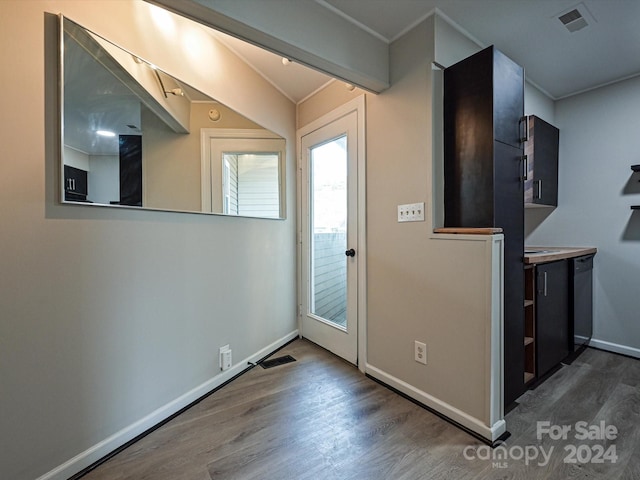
236, 153, 280, 218
222, 154, 239, 215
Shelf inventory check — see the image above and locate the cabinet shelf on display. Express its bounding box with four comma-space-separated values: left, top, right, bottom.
524, 267, 536, 383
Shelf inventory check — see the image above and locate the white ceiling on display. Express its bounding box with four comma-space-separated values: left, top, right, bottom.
211, 30, 334, 104
210, 0, 640, 102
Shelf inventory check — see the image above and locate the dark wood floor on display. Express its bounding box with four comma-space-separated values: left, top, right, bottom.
80, 339, 640, 480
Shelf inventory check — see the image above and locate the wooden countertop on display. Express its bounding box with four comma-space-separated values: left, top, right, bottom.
524, 246, 597, 264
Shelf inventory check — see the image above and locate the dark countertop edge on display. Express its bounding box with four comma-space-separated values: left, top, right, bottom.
524, 247, 597, 265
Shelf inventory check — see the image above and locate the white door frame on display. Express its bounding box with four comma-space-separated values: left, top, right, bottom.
296, 95, 367, 372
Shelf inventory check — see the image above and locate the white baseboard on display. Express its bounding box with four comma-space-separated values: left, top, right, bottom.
36, 330, 299, 480
588, 338, 640, 358
366, 364, 506, 443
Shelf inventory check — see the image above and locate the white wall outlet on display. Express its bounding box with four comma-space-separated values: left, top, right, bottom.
398, 202, 425, 222
219, 345, 232, 371
414, 341, 427, 365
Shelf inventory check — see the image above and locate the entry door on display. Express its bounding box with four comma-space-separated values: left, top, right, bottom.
300, 110, 358, 364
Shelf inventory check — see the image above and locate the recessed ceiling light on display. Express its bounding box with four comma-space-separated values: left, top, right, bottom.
96, 130, 116, 137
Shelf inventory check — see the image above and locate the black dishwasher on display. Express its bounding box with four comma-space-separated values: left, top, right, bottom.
570, 255, 593, 353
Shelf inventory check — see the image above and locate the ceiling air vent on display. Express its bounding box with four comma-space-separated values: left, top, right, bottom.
558, 8, 589, 32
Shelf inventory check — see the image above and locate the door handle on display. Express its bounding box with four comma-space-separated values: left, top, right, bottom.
345, 248, 356, 257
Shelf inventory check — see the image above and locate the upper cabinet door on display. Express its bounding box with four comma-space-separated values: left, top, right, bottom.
493, 48, 525, 149
524, 115, 559, 206
443, 46, 525, 227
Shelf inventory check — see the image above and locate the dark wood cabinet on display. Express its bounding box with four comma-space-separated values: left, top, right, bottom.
493, 51, 527, 149
443, 46, 525, 407
536, 260, 570, 377
64, 165, 88, 201
524, 116, 559, 206
119, 135, 142, 206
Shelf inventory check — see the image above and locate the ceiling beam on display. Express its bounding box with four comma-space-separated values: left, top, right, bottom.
145, 0, 390, 93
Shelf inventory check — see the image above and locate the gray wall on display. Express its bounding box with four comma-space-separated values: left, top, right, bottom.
526, 75, 640, 356
524, 83, 555, 124
0, 2, 296, 479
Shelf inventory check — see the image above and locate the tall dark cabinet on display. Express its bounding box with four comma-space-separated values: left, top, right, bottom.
119, 135, 143, 207
444, 46, 526, 408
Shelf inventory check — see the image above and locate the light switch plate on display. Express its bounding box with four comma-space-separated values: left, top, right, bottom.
398, 202, 425, 222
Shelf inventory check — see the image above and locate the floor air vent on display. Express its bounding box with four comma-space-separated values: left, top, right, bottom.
260, 355, 296, 369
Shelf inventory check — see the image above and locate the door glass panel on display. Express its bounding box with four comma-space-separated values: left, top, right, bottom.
310, 135, 347, 328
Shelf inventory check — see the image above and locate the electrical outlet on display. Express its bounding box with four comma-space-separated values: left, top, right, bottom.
398, 202, 425, 222
219, 345, 232, 371
414, 341, 427, 365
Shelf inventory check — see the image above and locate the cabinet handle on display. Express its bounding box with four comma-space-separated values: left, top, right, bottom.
523, 155, 529, 181
520, 116, 529, 143
538, 180, 542, 200
543, 271, 548, 297
534, 180, 542, 200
